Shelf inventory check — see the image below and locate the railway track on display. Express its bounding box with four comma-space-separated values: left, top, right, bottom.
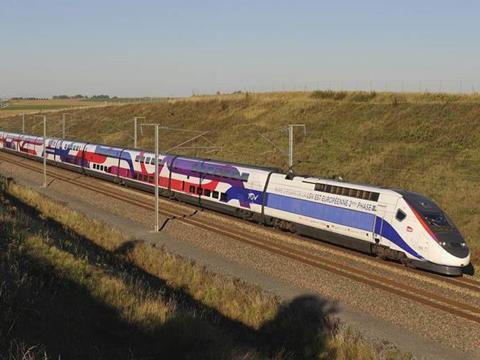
294, 231, 480, 293
1, 150, 480, 325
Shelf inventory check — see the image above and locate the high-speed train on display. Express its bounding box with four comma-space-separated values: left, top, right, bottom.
0, 130, 471, 276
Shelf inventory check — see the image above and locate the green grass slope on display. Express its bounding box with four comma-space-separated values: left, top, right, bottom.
1, 90, 479, 267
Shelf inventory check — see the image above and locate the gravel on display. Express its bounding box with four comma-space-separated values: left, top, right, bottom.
1, 155, 479, 358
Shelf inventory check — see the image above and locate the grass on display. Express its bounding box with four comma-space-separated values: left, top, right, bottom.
0, 99, 110, 118
0, 177, 412, 359
1, 90, 477, 268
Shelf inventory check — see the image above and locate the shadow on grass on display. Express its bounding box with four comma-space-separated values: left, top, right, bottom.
1, 192, 337, 359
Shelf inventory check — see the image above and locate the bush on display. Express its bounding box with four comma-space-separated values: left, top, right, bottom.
349, 91, 377, 102
311, 90, 347, 100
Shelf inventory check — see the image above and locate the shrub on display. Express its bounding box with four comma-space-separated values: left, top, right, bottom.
349, 91, 377, 102
311, 90, 347, 100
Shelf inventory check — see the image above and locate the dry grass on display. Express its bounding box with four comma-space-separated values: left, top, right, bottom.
2, 90, 475, 266
0, 99, 106, 118
0, 177, 412, 359
6, 181, 278, 328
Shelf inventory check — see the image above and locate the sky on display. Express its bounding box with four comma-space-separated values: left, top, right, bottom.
1, 0, 480, 97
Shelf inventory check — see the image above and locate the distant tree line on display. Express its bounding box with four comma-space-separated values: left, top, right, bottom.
52, 94, 118, 100
10, 97, 49, 100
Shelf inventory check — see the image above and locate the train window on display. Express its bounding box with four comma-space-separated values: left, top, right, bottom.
370, 192, 380, 202
341, 187, 349, 196
212, 191, 219, 199
325, 185, 332, 193
189, 185, 195, 193
204, 189, 211, 197
149, 175, 154, 183
396, 209, 407, 221
197, 187, 203, 195
145, 157, 151, 164
314, 183, 325, 192
220, 192, 228, 202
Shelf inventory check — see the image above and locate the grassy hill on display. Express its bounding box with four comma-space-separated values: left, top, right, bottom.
1, 178, 411, 359
1, 90, 479, 267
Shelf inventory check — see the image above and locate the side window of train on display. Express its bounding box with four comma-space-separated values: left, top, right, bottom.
396, 209, 407, 222
212, 191, 219, 199
220, 192, 228, 202
189, 185, 195, 193
204, 189, 211, 197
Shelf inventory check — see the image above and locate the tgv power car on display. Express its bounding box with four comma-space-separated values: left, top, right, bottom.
0, 131, 471, 275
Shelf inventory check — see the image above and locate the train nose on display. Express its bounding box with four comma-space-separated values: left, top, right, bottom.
436, 231, 470, 259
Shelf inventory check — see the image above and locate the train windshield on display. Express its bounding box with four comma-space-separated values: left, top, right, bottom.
422, 212, 451, 229
397, 191, 453, 231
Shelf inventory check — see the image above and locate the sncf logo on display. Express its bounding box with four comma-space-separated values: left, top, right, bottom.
406, 226, 413, 232
248, 193, 259, 201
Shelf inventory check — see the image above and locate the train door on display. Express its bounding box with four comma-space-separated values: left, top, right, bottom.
373, 203, 388, 246
50, 139, 58, 161
56, 140, 64, 162
394, 198, 424, 253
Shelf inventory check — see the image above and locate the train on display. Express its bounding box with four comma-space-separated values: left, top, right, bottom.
0, 130, 471, 276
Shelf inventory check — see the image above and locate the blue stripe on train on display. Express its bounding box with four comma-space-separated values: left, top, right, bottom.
266, 193, 422, 259
266, 193, 375, 231
375, 220, 422, 259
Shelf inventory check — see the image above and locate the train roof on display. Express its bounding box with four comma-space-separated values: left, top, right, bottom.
2, 130, 279, 173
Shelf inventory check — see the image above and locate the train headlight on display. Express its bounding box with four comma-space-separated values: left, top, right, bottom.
438, 241, 447, 247
461, 242, 466, 247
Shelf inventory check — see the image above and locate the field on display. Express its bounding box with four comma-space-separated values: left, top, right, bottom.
0, 177, 411, 359
0, 99, 113, 118
0, 90, 479, 269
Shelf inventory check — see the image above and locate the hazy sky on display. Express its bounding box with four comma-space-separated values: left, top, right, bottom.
1, 0, 479, 97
